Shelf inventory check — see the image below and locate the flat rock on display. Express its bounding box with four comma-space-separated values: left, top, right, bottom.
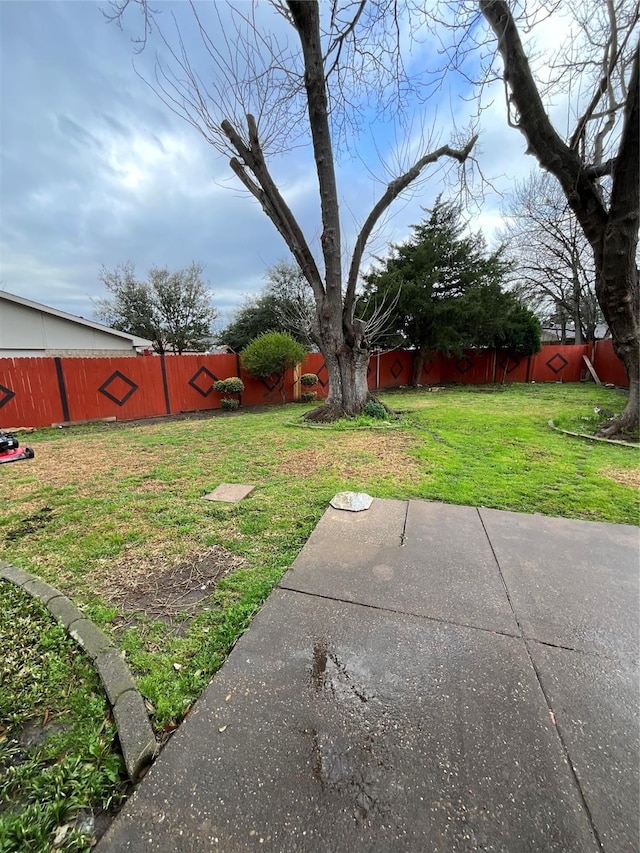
329, 491, 373, 512
202, 484, 255, 503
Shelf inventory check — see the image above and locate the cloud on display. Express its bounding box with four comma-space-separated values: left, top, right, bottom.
0, 1, 595, 329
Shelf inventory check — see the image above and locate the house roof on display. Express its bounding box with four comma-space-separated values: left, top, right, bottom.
541, 321, 610, 340
0, 290, 153, 347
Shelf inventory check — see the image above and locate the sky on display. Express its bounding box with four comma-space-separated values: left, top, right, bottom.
0, 0, 575, 329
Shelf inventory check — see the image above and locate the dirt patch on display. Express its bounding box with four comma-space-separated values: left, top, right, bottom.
4, 506, 54, 542
277, 431, 423, 481
600, 467, 640, 489
92, 546, 246, 631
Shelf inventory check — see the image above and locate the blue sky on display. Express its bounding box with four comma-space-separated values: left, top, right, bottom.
0, 1, 562, 328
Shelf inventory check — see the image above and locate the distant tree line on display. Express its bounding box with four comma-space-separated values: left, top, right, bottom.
94, 262, 217, 354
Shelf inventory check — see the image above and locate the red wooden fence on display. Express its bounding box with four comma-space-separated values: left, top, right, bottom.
0, 340, 627, 429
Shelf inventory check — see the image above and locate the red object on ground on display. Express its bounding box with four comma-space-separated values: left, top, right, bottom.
0, 433, 34, 464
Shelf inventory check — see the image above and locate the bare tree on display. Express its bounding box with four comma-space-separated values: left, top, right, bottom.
108, 0, 476, 420
500, 172, 601, 344
479, 0, 639, 435
95, 261, 217, 353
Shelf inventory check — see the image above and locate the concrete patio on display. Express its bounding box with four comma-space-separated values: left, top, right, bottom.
99, 499, 639, 852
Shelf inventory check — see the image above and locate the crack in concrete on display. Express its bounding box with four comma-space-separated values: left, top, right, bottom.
475, 507, 605, 853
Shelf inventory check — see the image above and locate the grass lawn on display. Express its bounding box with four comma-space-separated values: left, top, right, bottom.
1, 382, 638, 851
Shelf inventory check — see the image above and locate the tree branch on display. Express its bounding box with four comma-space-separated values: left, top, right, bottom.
569, 0, 638, 153
343, 135, 478, 321
221, 116, 325, 302
480, 0, 608, 246
287, 1, 343, 301
585, 157, 617, 178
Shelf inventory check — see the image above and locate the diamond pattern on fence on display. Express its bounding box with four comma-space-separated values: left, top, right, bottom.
546, 353, 569, 374
98, 371, 139, 407
188, 366, 218, 397
260, 376, 280, 393
0, 384, 16, 410
315, 362, 328, 388
499, 354, 521, 374
390, 358, 404, 380
422, 359, 434, 378
454, 357, 473, 374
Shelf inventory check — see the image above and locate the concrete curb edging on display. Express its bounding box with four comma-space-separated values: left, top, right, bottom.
548, 419, 639, 448
0, 560, 156, 780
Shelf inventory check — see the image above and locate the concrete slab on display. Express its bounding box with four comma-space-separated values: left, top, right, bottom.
478, 508, 640, 659
100, 590, 598, 853
529, 642, 640, 853
401, 501, 517, 632
283, 500, 517, 634
297, 497, 407, 549
203, 483, 255, 503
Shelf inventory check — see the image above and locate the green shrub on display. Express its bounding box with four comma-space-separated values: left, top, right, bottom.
241, 333, 307, 379
301, 391, 317, 402
300, 373, 319, 387
214, 377, 244, 395
364, 401, 387, 420
220, 398, 240, 411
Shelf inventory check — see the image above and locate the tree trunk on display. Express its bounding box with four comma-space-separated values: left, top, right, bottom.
305, 347, 370, 421
326, 347, 370, 413
480, 1, 639, 435
305, 321, 371, 421
412, 349, 426, 387
594, 242, 640, 437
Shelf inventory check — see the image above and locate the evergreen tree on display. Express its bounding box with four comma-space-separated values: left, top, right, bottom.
361, 198, 540, 384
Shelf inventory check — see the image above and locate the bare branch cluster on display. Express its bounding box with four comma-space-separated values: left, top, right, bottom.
500, 172, 601, 342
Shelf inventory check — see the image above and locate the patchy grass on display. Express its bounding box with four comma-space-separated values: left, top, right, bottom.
1, 383, 638, 849
0, 582, 126, 853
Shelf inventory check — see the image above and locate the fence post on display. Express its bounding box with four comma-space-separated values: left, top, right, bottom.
293, 363, 301, 401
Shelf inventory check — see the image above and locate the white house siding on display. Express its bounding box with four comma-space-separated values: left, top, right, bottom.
0, 295, 147, 356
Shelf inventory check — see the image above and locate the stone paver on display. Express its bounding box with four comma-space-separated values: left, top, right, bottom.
112, 690, 157, 780
47, 594, 86, 629
96, 648, 138, 705
203, 483, 256, 503
0, 565, 156, 781
21, 577, 63, 605
0, 561, 32, 585
68, 619, 112, 660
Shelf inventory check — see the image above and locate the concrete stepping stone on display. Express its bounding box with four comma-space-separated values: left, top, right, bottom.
202, 484, 255, 503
